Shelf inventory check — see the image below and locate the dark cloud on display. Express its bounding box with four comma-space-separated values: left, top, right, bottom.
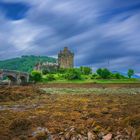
0, 1, 30, 20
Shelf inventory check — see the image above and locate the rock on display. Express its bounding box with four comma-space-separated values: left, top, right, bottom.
65, 132, 71, 140
93, 125, 101, 133
59, 132, 64, 135
77, 134, 86, 140
125, 135, 130, 139
97, 132, 104, 139
87, 118, 94, 126
103, 133, 112, 140
114, 135, 122, 140
60, 136, 65, 140
70, 126, 75, 133
31, 127, 50, 139
87, 132, 96, 140
51, 135, 60, 140
71, 135, 77, 140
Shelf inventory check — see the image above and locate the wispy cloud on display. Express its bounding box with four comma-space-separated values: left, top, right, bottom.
0, 0, 140, 72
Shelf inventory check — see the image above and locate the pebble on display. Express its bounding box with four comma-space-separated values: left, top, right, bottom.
87, 131, 96, 140
98, 132, 104, 138
103, 133, 112, 140
65, 132, 71, 140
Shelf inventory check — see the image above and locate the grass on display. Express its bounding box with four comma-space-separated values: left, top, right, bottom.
41, 87, 140, 95
42, 79, 140, 84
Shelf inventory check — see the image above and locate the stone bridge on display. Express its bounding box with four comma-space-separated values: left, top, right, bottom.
0, 69, 29, 85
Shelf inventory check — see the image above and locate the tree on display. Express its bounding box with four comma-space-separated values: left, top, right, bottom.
80, 66, 92, 75
42, 69, 49, 75
96, 68, 111, 79
96, 68, 102, 77
91, 73, 99, 79
127, 69, 134, 78
31, 71, 42, 82
65, 68, 81, 80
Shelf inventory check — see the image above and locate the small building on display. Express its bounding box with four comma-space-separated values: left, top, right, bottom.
34, 62, 58, 73
58, 47, 74, 69
42, 62, 59, 73
34, 62, 42, 71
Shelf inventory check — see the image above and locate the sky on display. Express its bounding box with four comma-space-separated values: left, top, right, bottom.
0, 0, 140, 72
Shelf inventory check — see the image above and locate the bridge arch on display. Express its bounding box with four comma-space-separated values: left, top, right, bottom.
3, 74, 17, 85
0, 69, 29, 85
19, 75, 28, 85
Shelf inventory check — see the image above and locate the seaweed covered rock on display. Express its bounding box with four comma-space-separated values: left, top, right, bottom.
9, 118, 32, 135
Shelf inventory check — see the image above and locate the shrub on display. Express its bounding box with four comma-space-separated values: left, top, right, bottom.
110, 73, 121, 79
96, 68, 111, 79
65, 68, 81, 80
30, 71, 42, 82
54, 74, 65, 80
80, 66, 92, 75
127, 69, 134, 78
46, 74, 55, 81
42, 69, 49, 75
110, 73, 127, 79
81, 75, 91, 80
91, 73, 99, 79
58, 68, 68, 74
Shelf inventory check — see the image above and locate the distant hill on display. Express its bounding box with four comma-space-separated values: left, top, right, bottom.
0, 55, 57, 72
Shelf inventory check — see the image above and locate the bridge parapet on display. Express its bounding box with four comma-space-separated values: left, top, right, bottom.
1, 69, 28, 74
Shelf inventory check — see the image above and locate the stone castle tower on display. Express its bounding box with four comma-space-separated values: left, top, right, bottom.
58, 47, 74, 68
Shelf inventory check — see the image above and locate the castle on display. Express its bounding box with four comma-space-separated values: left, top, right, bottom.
58, 47, 74, 68
34, 47, 74, 71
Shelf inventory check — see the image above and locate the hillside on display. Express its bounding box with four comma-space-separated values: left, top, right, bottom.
0, 55, 57, 72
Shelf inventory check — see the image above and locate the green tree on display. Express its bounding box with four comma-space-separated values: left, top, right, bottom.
42, 69, 49, 75
96, 68, 102, 77
110, 73, 121, 79
31, 71, 42, 82
96, 68, 111, 79
80, 66, 92, 75
65, 68, 81, 80
127, 69, 134, 78
91, 73, 99, 79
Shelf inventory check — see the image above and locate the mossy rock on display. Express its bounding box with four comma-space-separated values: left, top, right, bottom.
9, 118, 32, 134
35, 132, 48, 140
123, 114, 140, 128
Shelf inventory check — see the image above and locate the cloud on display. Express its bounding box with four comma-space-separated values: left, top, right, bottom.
0, 0, 140, 72
0, 1, 30, 20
